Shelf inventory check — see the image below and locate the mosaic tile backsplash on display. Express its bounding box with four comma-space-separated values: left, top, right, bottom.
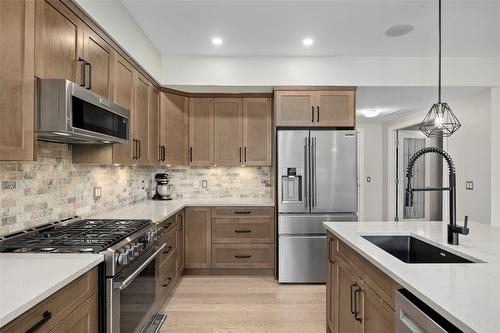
0, 142, 272, 235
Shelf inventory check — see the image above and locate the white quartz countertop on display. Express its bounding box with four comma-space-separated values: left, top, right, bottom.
91, 198, 275, 223
0, 253, 103, 327
323, 221, 500, 333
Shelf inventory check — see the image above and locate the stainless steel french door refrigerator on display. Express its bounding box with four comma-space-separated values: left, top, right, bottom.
277, 130, 358, 283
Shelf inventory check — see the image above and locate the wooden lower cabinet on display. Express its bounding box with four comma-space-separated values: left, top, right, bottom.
0, 267, 98, 333
177, 211, 185, 275
327, 231, 396, 333
185, 207, 212, 269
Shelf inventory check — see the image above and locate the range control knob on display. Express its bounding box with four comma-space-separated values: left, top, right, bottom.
116, 253, 129, 265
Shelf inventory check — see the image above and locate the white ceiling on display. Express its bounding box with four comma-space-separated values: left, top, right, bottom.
121, 0, 500, 57
356, 86, 486, 122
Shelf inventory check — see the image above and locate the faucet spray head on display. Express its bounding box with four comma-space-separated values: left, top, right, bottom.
405, 180, 414, 207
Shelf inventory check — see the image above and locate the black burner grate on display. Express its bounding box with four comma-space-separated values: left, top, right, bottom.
0, 219, 151, 253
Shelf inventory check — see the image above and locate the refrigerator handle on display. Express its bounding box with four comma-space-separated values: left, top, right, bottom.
304, 137, 309, 207
312, 137, 317, 207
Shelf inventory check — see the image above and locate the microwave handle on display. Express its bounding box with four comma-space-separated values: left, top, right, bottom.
113, 243, 166, 290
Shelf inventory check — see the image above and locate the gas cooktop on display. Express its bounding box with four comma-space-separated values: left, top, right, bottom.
0, 218, 151, 253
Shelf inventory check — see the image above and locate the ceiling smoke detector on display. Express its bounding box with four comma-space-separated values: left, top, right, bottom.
385, 24, 414, 37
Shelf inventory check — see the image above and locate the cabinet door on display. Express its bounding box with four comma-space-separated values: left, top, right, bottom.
48, 294, 98, 333
189, 98, 214, 165
315, 91, 355, 127
148, 85, 160, 164
327, 246, 338, 332
134, 74, 150, 164
337, 259, 358, 333
111, 54, 135, 164
177, 211, 185, 275
160, 93, 189, 166
275, 91, 315, 126
82, 28, 113, 99
185, 207, 211, 269
0, 0, 35, 161
243, 98, 271, 166
35, 0, 83, 83
355, 281, 394, 333
214, 98, 243, 166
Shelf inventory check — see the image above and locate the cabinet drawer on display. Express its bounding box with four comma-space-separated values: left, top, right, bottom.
212, 207, 274, 219
159, 226, 177, 265
338, 239, 400, 309
159, 250, 178, 301
212, 218, 274, 244
1, 267, 97, 333
211, 244, 274, 269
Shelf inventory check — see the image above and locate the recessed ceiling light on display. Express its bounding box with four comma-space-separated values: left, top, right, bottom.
385, 24, 414, 37
361, 109, 381, 118
302, 37, 314, 47
211, 37, 223, 46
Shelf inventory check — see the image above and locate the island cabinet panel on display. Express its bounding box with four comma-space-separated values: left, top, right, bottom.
242, 98, 272, 166
0, 267, 98, 333
214, 98, 243, 166
185, 207, 212, 269
35, 0, 83, 83
160, 92, 189, 166
327, 231, 397, 333
189, 98, 214, 166
0, 0, 35, 161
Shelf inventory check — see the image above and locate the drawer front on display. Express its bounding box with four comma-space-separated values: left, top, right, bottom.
159, 227, 178, 265
338, 240, 399, 309
158, 215, 177, 235
212, 207, 274, 219
212, 218, 274, 244
159, 250, 178, 300
2, 267, 98, 333
211, 244, 274, 269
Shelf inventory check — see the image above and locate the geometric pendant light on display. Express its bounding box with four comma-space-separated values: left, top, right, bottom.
419, 0, 461, 137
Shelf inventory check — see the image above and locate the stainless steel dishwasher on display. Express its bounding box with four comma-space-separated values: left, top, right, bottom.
395, 289, 463, 333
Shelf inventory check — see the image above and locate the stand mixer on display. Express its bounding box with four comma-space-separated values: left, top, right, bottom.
152, 173, 174, 200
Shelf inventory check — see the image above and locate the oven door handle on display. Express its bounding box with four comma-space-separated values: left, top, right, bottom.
113, 243, 166, 290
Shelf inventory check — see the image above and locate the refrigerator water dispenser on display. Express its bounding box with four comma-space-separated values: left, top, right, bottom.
281, 167, 303, 203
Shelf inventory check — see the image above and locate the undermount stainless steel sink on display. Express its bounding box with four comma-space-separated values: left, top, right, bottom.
361, 235, 478, 264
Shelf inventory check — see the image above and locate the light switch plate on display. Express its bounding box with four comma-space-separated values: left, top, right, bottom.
93, 186, 102, 200
202, 180, 208, 189
466, 181, 474, 190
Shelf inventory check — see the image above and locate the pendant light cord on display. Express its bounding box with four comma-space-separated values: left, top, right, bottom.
438, 0, 442, 103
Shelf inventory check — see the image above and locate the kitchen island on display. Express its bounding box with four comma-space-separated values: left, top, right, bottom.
323, 221, 500, 333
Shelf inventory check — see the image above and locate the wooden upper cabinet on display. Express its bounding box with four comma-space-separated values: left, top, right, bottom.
275, 91, 315, 126
316, 91, 355, 127
0, 0, 35, 161
214, 98, 243, 166
275, 89, 356, 127
160, 93, 189, 166
243, 98, 272, 166
148, 86, 160, 164
111, 54, 135, 164
185, 207, 212, 269
35, 0, 83, 83
189, 98, 214, 166
82, 28, 113, 99
134, 74, 150, 164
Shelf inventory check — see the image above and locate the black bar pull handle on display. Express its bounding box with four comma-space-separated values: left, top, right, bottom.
162, 277, 173, 288
311, 106, 314, 122
240, 147, 242, 163
350, 283, 356, 314
85, 62, 92, 89
244, 147, 247, 162
189, 147, 193, 162
26, 310, 52, 333
234, 211, 251, 215
234, 255, 252, 259
234, 230, 252, 233
354, 287, 363, 322
163, 245, 173, 254
317, 106, 320, 122
78, 57, 86, 86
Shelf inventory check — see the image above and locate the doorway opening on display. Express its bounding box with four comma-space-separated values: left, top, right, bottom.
395, 125, 443, 222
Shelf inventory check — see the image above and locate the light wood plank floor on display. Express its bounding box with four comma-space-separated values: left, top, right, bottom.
160, 275, 326, 333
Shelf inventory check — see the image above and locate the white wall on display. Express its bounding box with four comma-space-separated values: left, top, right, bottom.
74, 0, 161, 81
358, 123, 384, 221
162, 56, 500, 87
491, 88, 500, 227
382, 89, 494, 225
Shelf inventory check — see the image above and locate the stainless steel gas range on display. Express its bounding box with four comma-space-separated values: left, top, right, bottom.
0, 217, 170, 333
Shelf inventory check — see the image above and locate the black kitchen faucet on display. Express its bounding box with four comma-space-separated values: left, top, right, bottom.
404, 147, 469, 245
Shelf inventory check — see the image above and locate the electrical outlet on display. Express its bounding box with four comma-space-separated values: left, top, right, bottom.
93, 187, 102, 200
141, 180, 145, 190
202, 180, 208, 189
466, 181, 474, 190
366, 177, 372, 183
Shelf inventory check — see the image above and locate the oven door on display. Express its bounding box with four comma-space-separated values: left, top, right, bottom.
107, 243, 166, 333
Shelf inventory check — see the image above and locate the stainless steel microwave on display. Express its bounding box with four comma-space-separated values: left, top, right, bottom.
37, 79, 129, 144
